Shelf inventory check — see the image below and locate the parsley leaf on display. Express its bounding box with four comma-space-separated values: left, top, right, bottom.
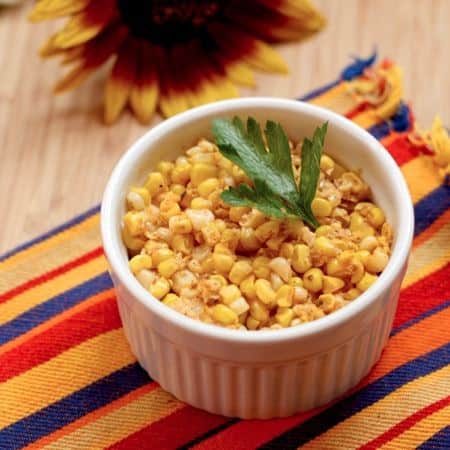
212, 116, 328, 229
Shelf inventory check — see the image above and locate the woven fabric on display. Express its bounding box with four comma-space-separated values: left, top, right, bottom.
1, 55, 449, 450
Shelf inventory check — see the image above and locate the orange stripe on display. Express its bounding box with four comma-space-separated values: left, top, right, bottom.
413, 209, 450, 248
23, 384, 159, 450
0, 288, 115, 356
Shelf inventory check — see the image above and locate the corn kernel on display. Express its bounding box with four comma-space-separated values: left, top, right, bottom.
269, 257, 292, 282
357, 272, 378, 291
127, 187, 150, 210
229, 297, 250, 315
201, 256, 215, 272
322, 275, 345, 293
229, 206, 249, 222
122, 228, 145, 251
149, 278, 170, 299
172, 269, 197, 293
313, 236, 339, 257
316, 225, 332, 237
240, 275, 256, 300
129, 254, 153, 274
246, 316, 260, 330
242, 210, 266, 228
197, 178, 220, 197
220, 229, 240, 252
359, 236, 378, 251
239, 227, 260, 252
303, 268, 323, 293
292, 244, 312, 274
171, 164, 191, 185
190, 198, 212, 209
355, 250, 370, 265
229, 260, 253, 285
191, 163, 217, 187
249, 300, 269, 322
210, 274, 227, 288
163, 293, 180, 307
213, 253, 234, 273
276, 308, 294, 327
276, 285, 294, 307
254, 279, 276, 305
170, 184, 185, 196
201, 222, 221, 246
253, 256, 270, 278
185, 208, 214, 231
311, 198, 333, 217
136, 269, 157, 290
365, 249, 389, 273
289, 277, 303, 287
152, 248, 174, 265
316, 294, 336, 313
344, 288, 361, 300
270, 273, 284, 291
171, 234, 193, 254
280, 243, 294, 259
168, 215, 192, 234
320, 154, 335, 172
219, 284, 241, 304
367, 206, 385, 228
350, 212, 364, 230
145, 172, 166, 195
255, 220, 280, 242
157, 257, 179, 278
157, 161, 174, 178
123, 211, 145, 237
211, 304, 238, 325
350, 258, 365, 283
293, 286, 308, 303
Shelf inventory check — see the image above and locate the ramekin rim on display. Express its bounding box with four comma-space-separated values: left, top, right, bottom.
101, 97, 414, 344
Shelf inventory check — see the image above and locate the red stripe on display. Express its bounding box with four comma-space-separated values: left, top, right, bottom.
394, 263, 450, 329
107, 406, 229, 450
0, 296, 119, 382
359, 395, 450, 450
345, 102, 370, 119
0, 247, 104, 304
384, 134, 419, 166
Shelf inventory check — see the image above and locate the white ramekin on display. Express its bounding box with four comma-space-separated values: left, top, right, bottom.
101, 98, 414, 419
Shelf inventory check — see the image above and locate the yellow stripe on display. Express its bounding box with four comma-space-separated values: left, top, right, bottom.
0, 214, 99, 273
401, 157, 442, 204
0, 255, 108, 326
0, 329, 134, 429
300, 365, 450, 449
42, 389, 183, 449
0, 216, 100, 295
380, 405, 450, 450
403, 221, 450, 288
310, 83, 358, 115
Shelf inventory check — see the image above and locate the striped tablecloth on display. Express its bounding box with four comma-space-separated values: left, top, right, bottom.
1, 55, 449, 449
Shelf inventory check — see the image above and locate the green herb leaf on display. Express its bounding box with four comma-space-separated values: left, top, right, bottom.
212, 116, 328, 229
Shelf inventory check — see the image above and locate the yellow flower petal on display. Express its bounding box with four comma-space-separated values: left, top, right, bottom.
29, 0, 91, 22
223, 61, 255, 87
53, 64, 94, 92
246, 40, 289, 73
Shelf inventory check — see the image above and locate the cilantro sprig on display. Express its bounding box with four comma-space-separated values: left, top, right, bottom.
212, 116, 328, 229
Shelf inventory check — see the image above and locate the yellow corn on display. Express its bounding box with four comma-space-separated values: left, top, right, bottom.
316, 225, 332, 237
191, 163, 217, 186
122, 228, 145, 251
249, 300, 269, 322
229, 260, 253, 285
344, 288, 361, 300
135, 269, 157, 290
145, 172, 166, 195
129, 254, 153, 274
152, 248, 174, 265
170, 184, 185, 196
201, 256, 215, 272
229, 206, 249, 222
162, 293, 180, 307
289, 277, 303, 287
253, 256, 271, 278
303, 268, 323, 293
365, 249, 389, 273
127, 187, 150, 210
190, 198, 212, 209
213, 252, 234, 273
240, 275, 256, 300
313, 236, 339, 257
123, 211, 144, 237
350, 258, 365, 284
254, 279, 276, 304
157, 161, 174, 179
171, 234, 193, 255
322, 275, 345, 293
357, 272, 378, 291
359, 236, 378, 252
211, 304, 238, 325
280, 243, 294, 259
149, 278, 170, 299
317, 294, 336, 313
255, 220, 280, 242
292, 244, 312, 274
171, 164, 191, 185
157, 257, 179, 278
269, 257, 292, 282
229, 297, 250, 315
276, 308, 294, 327
293, 286, 308, 303
239, 227, 260, 251
168, 214, 192, 234
311, 198, 333, 217
246, 316, 260, 330
197, 178, 220, 197
219, 284, 241, 304
276, 285, 294, 307
320, 154, 335, 172
367, 206, 385, 228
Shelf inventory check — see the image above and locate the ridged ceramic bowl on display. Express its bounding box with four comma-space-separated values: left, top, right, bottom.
101, 98, 414, 419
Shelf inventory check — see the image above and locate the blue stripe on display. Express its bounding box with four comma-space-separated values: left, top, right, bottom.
0, 272, 112, 345
340, 50, 377, 81
259, 342, 450, 449
418, 426, 450, 449
414, 180, 450, 237
367, 120, 391, 140
0, 204, 100, 263
0, 363, 151, 450
390, 299, 450, 337
298, 79, 340, 102
367, 103, 412, 140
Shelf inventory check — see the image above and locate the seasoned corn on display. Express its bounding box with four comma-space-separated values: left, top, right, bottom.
157, 258, 179, 278
129, 254, 153, 274
311, 198, 333, 217
303, 268, 324, 293
149, 278, 171, 299
229, 260, 253, 285
255, 279, 276, 304
211, 304, 238, 325
145, 172, 166, 195
292, 244, 312, 274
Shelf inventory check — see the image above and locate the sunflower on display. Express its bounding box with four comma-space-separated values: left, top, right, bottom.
29, 0, 325, 124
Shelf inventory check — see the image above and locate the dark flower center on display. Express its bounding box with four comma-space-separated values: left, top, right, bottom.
117, 0, 223, 46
